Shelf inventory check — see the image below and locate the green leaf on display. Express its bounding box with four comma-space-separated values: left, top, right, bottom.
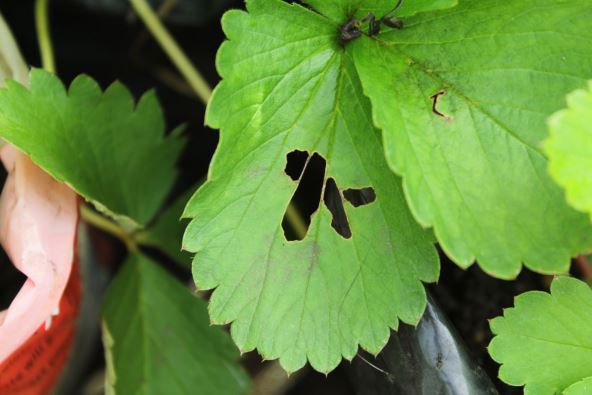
545, 81, 592, 221
565, 377, 592, 395
183, 0, 439, 373
304, 0, 457, 23
387, 0, 457, 17
102, 253, 249, 395
136, 186, 196, 267
489, 276, 592, 395
0, 69, 185, 227
351, 0, 592, 278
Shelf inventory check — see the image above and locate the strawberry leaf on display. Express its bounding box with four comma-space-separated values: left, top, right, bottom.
305, 0, 457, 22
351, 0, 592, 278
489, 277, 592, 395
545, 81, 592, 221
102, 253, 250, 395
183, 0, 439, 373
184, 0, 592, 373
0, 69, 185, 228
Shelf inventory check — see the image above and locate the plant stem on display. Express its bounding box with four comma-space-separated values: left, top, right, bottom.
80, 204, 138, 251
575, 255, 592, 281
285, 204, 307, 240
35, 0, 56, 73
128, 0, 212, 105
129, 0, 310, 241
248, 361, 308, 395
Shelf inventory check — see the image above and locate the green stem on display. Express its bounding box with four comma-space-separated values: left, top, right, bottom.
285, 204, 307, 240
35, 0, 56, 73
128, 0, 309, 241
128, 0, 212, 105
80, 204, 138, 251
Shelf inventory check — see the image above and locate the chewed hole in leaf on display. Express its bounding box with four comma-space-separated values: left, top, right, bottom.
323, 177, 352, 239
343, 187, 376, 207
282, 151, 377, 240
282, 152, 326, 241
284, 149, 309, 181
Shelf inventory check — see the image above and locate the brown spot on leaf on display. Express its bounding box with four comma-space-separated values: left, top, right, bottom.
430, 90, 453, 121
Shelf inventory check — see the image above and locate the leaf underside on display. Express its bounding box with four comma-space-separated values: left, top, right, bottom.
0, 69, 185, 227
545, 81, 592, 221
489, 277, 592, 395
102, 254, 249, 395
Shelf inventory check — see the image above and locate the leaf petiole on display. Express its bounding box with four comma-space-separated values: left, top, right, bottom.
34, 0, 55, 73
128, 0, 212, 105
80, 204, 138, 252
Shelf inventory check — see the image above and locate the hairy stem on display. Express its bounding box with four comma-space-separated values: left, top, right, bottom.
35, 0, 56, 73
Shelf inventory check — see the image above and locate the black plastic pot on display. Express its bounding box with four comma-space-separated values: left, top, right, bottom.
349, 294, 498, 395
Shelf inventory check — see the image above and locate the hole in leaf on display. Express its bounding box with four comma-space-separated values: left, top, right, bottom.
323, 178, 352, 239
343, 187, 376, 207
284, 149, 309, 181
282, 153, 326, 241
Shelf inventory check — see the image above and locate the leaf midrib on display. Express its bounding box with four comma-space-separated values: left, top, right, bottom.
212, 52, 340, 323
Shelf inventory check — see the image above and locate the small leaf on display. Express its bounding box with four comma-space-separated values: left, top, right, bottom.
0, 69, 185, 227
351, 0, 592, 278
136, 186, 197, 267
489, 277, 592, 395
183, 0, 439, 373
102, 253, 249, 395
545, 81, 592, 221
